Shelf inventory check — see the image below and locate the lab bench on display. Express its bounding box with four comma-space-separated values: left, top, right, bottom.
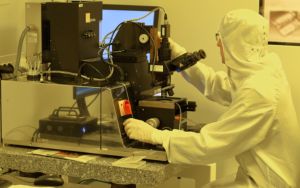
0, 146, 215, 188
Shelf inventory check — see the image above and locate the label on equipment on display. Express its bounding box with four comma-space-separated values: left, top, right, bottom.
150, 65, 164, 72
85, 13, 91, 23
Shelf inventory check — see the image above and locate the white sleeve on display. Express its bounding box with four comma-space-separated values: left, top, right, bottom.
181, 63, 232, 106
159, 88, 276, 164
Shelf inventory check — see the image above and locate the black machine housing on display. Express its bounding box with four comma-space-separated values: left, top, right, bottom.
41, 1, 109, 82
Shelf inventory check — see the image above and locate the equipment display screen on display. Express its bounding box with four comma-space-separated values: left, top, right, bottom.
100, 5, 159, 42
100, 5, 159, 61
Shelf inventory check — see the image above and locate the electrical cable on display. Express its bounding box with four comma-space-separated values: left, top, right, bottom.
0, 169, 17, 176
97, 43, 125, 81
175, 103, 182, 130
67, 101, 78, 116
3, 126, 37, 142
31, 129, 39, 143
126, 7, 162, 23
87, 93, 100, 107
40, 70, 104, 82
97, 43, 114, 73
77, 62, 108, 83
78, 63, 106, 78
9, 173, 35, 184
101, 22, 124, 68
107, 23, 124, 62
40, 70, 78, 77
78, 178, 110, 185
5, 130, 32, 141
105, 62, 125, 81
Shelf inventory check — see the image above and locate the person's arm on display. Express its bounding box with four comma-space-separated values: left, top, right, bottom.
181, 64, 232, 106
155, 88, 276, 164
169, 38, 232, 106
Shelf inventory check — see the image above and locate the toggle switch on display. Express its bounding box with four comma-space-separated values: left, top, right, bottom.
118, 99, 132, 116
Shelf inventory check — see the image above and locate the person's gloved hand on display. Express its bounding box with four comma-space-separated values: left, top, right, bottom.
169, 38, 187, 60
123, 118, 163, 145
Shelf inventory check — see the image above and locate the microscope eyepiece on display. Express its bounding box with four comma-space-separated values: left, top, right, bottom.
169, 49, 206, 72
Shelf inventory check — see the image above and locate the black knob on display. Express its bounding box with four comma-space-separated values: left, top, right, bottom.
186, 101, 197, 111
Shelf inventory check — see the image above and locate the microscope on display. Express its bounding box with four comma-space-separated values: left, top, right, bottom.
1, 1, 206, 161
110, 16, 206, 133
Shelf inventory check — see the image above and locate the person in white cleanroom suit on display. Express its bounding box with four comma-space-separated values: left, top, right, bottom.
123, 9, 300, 187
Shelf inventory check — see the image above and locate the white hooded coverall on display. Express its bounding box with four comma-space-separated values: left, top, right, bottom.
124, 9, 300, 188
163, 9, 300, 187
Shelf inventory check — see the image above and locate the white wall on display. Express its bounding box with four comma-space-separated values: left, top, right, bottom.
0, 1, 19, 56
1, 0, 300, 182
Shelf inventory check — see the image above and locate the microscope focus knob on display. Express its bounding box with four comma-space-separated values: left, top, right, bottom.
139, 34, 149, 44
146, 118, 160, 128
